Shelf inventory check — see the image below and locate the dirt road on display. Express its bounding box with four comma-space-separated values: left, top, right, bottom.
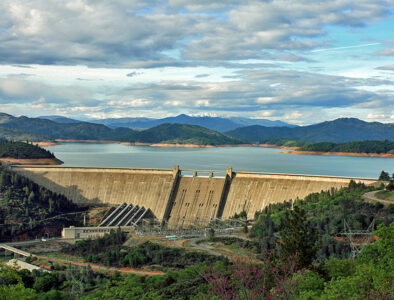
363, 190, 394, 205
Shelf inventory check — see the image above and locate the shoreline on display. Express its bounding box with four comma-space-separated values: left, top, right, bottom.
33, 141, 62, 147
282, 150, 394, 158
34, 140, 393, 158
54, 139, 133, 146
46, 140, 297, 149
0, 157, 64, 166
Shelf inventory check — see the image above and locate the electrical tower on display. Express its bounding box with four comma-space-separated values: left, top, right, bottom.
341, 219, 375, 259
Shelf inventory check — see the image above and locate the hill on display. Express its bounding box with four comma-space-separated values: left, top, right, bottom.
299, 140, 394, 154
0, 126, 50, 142
0, 114, 138, 141
229, 116, 297, 128
0, 166, 85, 242
91, 114, 295, 132
90, 117, 154, 129
250, 181, 392, 260
0, 140, 56, 159
227, 118, 394, 143
0, 113, 246, 145
134, 123, 245, 145
38, 115, 81, 124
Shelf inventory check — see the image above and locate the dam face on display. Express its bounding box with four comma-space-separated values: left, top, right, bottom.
12, 166, 376, 228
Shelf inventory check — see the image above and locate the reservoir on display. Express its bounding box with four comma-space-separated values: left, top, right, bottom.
45, 143, 394, 179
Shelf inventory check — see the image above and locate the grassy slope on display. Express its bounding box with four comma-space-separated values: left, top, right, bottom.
375, 190, 394, 201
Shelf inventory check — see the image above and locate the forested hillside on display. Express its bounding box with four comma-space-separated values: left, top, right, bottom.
0, 113, 244, 145
135, 123, 245, 145
0, 140, 55, 159
1, 113, 393, 145
0, 166, 86, 242
299, 140, 394, 154
227, 118, 394, 142
0, 114, 138, 141
250, 181, 393, 260
0, 126, 49, 142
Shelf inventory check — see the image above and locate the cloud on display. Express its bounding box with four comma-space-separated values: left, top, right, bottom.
107, 99, 152, 109
0, 1, 199, 66
195, 74, 210, 78
376, 64, 394, 71
182, 0, 392, 60
0, 0, 392, 66
0, 1, 392, 124
123, 60, 192, 69
373, 47, 394, 56
311, 43, 381, 53
0, 76, 95, 105
126, 71, 143, 77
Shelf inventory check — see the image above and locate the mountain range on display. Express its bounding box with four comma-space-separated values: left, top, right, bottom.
40, 114, 295, 132
227, 118, 394, 143
0, 113, 243, 145
1, 113, 393, 144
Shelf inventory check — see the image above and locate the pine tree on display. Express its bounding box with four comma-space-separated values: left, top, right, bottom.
378, 170, 390, 181
278, 206, 319, 268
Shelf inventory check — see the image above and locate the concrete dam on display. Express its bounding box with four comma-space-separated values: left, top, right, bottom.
12, 166, 376, 228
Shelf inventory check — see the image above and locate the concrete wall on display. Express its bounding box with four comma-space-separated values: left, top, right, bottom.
13, 167, 176, 221
12, 166, 377, 227
222, 172, 377, 220
166, 176, 226, 228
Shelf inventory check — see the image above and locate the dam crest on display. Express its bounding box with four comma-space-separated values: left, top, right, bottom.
12, 166, 376, 228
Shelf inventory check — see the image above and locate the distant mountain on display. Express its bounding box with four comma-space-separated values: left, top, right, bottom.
227, 118, 394, 143
90, 117, 154, 129
4, 113, 389, 145
91, 114, 295, 132
0, 114, 137, 141
0, 113, 244, 145
0, 113, 14, 124
0, 127, 50, 142
134, 123, 245, 145
38, 115, 81, 124
228, 117, 297, 128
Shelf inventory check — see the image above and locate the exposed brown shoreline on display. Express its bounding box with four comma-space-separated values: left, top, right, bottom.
55, 139, 132, 146
0, 158, 64, 165
282, 150, 394, 158
33, 141, 61, 147
49, 140, 297, 149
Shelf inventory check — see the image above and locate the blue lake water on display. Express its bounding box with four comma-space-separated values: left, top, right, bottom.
44, 143, 394, 179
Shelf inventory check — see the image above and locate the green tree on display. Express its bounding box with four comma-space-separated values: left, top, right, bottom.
386, 180, 394, 191
0, 283, 37, 299
278, 206, 319, 268
357, 223, 394, 273
378, 170, 390, 181
207, 227, 215, 241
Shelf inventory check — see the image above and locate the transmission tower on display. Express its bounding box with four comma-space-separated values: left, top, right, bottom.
67, 264, 85, 296
341, 219, 375, 259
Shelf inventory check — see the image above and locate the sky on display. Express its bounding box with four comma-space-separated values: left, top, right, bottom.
0, 0, 393, 125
